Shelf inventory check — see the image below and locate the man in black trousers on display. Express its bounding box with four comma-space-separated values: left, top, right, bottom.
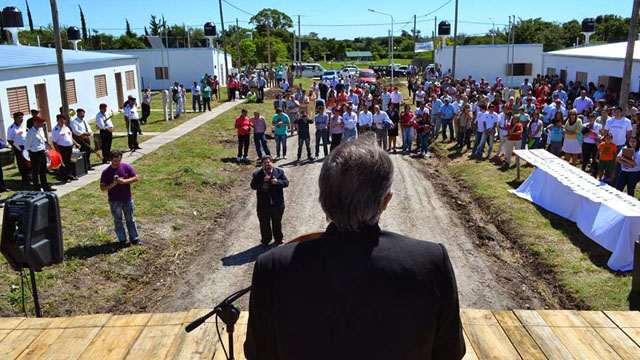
245, 134, 465, 360
250, 155, 289, 245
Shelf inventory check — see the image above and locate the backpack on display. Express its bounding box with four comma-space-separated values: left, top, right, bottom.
172, 87, 179, 102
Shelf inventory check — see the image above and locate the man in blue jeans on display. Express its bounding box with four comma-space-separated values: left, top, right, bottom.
440, 97, 455, 142
100, 150, 141, 246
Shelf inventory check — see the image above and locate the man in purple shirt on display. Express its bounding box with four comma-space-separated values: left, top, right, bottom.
100, 150, 141, 246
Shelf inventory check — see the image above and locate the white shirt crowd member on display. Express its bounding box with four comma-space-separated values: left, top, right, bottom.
358, 110, 373, 128
7, 121, 27, 148
343, 111, 358, 129
51, 123, 74, 147
71, 116, 92, 137
25, 126, 47, 152
95, 111, 114, 131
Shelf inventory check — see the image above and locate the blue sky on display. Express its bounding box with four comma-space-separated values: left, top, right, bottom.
17, 0, 636, 40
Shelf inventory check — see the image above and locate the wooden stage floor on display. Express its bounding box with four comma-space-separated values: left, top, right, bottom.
0, 309, 639, 359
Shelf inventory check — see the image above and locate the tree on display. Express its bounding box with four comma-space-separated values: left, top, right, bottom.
144, 26, 149, 36
595, 15, 628, 43
250, 8, 293, 31
25, 0, 34, 32
149, 15, 160, 36
308, 32, 319, 39
125, 19, 135, 38
116, 34, 145, 49
239, 38, 257, 65
79, 4, 88, 41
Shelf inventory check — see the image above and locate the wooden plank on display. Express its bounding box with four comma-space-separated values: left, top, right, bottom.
146, 312, 188, 326
172, 321, 218, 360
48, 314, 111, 328
38, 327, 102, 360
513, 310, 574, 360
0, 330, 12, 343
493, 311, 546, 360
460, 309, 521, 359
538, 310, 621, 360
15, 328, 64, 359
79, 326, 144, 360
0, 329, 44, 360
16, 318, 54, 329
106, 314, 152, 327
579, 311, 640, 359
125, 324, 182, 360
461, 330, 479, 360
606, 311, 640, 328
0, 318, 25, 330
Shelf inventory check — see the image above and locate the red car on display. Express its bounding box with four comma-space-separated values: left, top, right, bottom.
359, 69, 377, 83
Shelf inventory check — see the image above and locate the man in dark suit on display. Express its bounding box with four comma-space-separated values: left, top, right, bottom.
244, 134, 465, 360
250, 155, 289, 245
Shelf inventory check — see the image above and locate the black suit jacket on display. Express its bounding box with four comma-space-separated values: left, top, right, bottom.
244, 224, 465, 360
250, 167, 289, 209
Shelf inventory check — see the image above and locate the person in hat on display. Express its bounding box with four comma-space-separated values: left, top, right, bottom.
70, 109, 95, 171
24, 116, 55, 191
96, 103, 115, 164
7, 111, 31, 184
26, 109, 40, 130
51, 114, 80, 183
124, 95, 142, 151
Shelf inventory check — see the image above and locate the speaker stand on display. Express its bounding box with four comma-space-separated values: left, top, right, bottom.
29, 268, 42, 317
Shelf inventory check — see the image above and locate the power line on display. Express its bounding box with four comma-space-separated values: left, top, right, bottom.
418, 0, 453, 18
222, 0, 255, 17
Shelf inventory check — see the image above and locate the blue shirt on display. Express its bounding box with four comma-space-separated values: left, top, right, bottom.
315, 113, 330, 129
258, 77, 266, 87
440, 104, 455, 119
431, 99, 444, 115
549, 126, 564, 142
552, 90, 568, 104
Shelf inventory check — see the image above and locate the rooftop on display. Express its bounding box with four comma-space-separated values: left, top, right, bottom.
544, 40, 640, 61
0, 45, 137, 70
345, 51, 372, 58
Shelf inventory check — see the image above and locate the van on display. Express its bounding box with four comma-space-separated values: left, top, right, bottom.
301, 63, 325, 78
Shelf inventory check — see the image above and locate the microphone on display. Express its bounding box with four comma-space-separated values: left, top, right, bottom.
184, 286, 252, 333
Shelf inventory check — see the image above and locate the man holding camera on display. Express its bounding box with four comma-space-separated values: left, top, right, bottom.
100, 150, 141, 246
250, 156, 289, 245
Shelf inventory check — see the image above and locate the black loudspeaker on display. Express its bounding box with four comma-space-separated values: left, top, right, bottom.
1, 192, 63, 271
0, 148, 14, 167
72, 151, 87, 177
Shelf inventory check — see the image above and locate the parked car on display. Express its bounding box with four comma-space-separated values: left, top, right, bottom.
358, 69, 377, 83
397, 65, 409, 75
301, 63, 325, 78
369, 65, 387, 75
340, 66, 359, 78
322, 70, 339, 81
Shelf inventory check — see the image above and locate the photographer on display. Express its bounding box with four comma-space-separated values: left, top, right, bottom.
100, 150, 141, 246
250, 156, 289, 245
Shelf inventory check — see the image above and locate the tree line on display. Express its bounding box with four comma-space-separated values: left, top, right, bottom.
0, 5, 637, 64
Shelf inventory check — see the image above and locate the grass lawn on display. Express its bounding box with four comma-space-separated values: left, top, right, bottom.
0, 100, 242, 316
437, 143, 634, 310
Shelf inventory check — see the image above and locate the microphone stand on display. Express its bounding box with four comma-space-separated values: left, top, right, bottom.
185, 286, 252, 360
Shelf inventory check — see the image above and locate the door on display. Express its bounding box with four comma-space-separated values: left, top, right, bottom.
115, 72, 124, 109
34, 83, 51, 129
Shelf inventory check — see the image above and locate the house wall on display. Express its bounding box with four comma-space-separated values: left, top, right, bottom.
102, 48, 232, 90
434, 44, 544, 87
542, 54, 640, 92
0, 58, 138, 139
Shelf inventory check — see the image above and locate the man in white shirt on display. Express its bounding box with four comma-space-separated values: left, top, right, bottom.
472, 105, 487, 155
96, 103, 115, 163
70, 108, 95, 171
7, 111, 30, 183
124, 95, 142, 151
390, 87, 403, 110
24, 116, 54, 191
573, 90, 594, 114
604, 107, 633, 149
52, 114, 80, 182
474, 106, 498, 158
380, 88, 391, 111
358, 107, 373, 133
191, 81, 202, 113
347, 89, 359, 108
342, 106, 358, 141
372, 105, 392, 149
520, 79, 531, 96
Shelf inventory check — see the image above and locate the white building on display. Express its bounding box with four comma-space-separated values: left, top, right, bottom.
543, 41, 640, 92
102, 48, 232, 90
434, 44, 544, 87
0, 44, 139, 139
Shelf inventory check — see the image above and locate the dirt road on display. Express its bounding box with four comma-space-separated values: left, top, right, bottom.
158, 133, 525, 312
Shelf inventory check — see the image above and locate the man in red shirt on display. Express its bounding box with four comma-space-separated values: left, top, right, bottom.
504, 115, 523, 168
235, 109, 251, 163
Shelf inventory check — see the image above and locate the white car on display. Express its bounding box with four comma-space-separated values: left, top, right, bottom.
322, 70, 339, 81
301, 63, 325, 78
340, 67, 358, 78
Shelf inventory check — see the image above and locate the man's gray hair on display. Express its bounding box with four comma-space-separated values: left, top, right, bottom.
318, 133, 394, 231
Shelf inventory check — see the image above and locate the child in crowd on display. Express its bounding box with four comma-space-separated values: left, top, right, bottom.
597, 133, 617, 182
545, 118, 564, 157
616, 137, 640, 195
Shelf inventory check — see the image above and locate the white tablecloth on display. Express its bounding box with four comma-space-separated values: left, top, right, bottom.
510, 149, 640, 271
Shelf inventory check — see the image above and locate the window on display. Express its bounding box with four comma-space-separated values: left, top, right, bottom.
546, 67, 556, 76
125, 70, 136, 90
576, 71, 588, 85
7, 86, 30, 115
506, 63, 532, 76
155, 67, 169, 80
94, 75, 108, 98
66, 79, 77, 104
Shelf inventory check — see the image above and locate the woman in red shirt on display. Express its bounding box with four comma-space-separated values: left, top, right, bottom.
400, 104, 415, 154
504, 114, 523, 168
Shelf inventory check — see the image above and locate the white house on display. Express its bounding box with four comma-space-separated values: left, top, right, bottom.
0, 44, 140, 139
102, 48, 232, 90
434, 44, 544, 87
543, 41, 640, 93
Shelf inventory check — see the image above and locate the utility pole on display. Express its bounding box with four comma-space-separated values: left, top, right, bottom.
505, 16, 511, 91
413, 14, 417, 56
267, 19, 271, 67
293, 30, 296, 63
298, 15, 302, 62
236, 18, 241, 68
511, 15, 515, 90
620, 0, 640, 107
451, 0, 459, 79
218, 0, 229, 85
49, 0, 69, 121
434, 16, 437, 49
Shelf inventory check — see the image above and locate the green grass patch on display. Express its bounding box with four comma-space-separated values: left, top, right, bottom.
443, 144, 633, 310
